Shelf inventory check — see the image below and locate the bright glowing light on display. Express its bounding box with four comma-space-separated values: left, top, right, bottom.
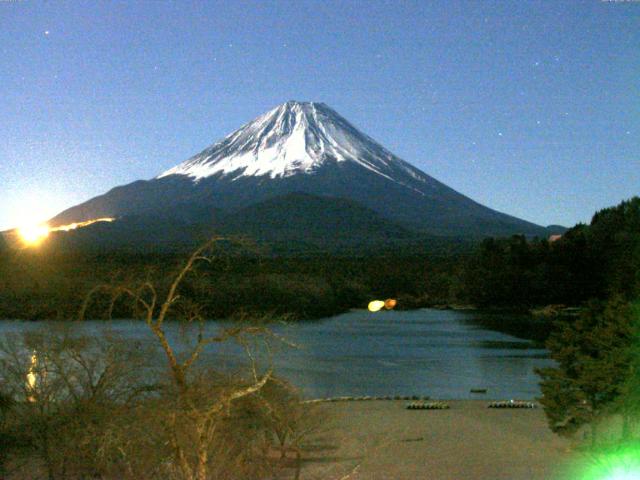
606, 468, 639, 480
26, 353, 37, 389
26, 353, 37, 402
52, 217, 115, 232
573, 442, 640, 480
368, 300, 385, 312
18, 224, 50, 246
15, 217, 115, 247
384, 299, 397, 310
6, 191, 55, 230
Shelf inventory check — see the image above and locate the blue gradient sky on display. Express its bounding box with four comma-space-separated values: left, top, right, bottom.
1, 0, 638, 230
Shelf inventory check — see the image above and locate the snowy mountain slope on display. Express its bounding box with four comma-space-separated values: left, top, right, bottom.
51, 101, 550, 239
158, 101, 424, 187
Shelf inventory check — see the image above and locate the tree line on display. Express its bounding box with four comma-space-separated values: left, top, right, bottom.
0, 197, 637, 321
533, 198, 640, 459
464, 197, 640, 308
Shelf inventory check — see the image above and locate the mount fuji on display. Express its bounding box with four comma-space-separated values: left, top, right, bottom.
50, 101, 555, 250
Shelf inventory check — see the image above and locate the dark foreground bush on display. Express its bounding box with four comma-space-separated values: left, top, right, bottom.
0, 327, 317, 480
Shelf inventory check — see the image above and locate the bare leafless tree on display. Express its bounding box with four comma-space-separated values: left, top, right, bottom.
79, 237, 282, 480
0, 326, 155, 479
1, 237, 325, 479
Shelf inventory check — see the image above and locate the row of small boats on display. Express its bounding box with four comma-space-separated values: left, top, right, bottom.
406, 401, 450, 410
406, 400, 538, 410
488, 400, 537, 409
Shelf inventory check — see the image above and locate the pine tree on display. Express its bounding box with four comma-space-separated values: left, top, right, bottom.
617, 301, 640, 440
536, 297, 635, 444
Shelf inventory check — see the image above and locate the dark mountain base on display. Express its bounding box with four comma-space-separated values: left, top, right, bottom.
1, 197, 635, 323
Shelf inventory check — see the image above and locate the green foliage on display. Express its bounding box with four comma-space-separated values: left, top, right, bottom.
0, 247, 465, 320
463, 197, 640, 308
617, 301, 640, 437
588, 198, 640, 298
536, 297, 636, 442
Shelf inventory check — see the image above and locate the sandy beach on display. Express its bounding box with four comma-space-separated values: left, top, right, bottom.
300, 400, 582, 480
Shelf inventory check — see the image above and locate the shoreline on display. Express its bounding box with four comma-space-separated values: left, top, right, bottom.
301, 399, 580, 480
302, 395, 540, 403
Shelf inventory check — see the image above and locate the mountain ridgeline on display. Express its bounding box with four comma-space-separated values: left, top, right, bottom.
48, 101, 560, 252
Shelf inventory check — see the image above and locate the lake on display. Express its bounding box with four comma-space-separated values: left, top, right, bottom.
0, 309, 552, 400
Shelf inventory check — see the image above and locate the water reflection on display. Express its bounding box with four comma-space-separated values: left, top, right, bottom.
0, 309, 553, 400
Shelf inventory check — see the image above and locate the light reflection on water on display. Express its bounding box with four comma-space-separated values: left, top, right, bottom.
0, 309, 552, 399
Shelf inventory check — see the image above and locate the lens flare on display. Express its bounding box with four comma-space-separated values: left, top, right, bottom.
52, 217, 115, 232
570, 442, 640, 480
26, 353, 37, 390
606, 468, 639, 480
15, 217, 115, 247
26, 352, 38, 403
368, 300, 385, 312
17, 224, 50, 246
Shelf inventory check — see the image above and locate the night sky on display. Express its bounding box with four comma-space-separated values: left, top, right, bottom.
1, 0, 638, 230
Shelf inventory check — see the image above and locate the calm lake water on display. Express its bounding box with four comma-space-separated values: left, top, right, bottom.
0, 309, 552, 400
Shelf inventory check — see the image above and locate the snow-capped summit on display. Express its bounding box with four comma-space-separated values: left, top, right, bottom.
158, 101, 426, 188
51, 101, 551, 240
